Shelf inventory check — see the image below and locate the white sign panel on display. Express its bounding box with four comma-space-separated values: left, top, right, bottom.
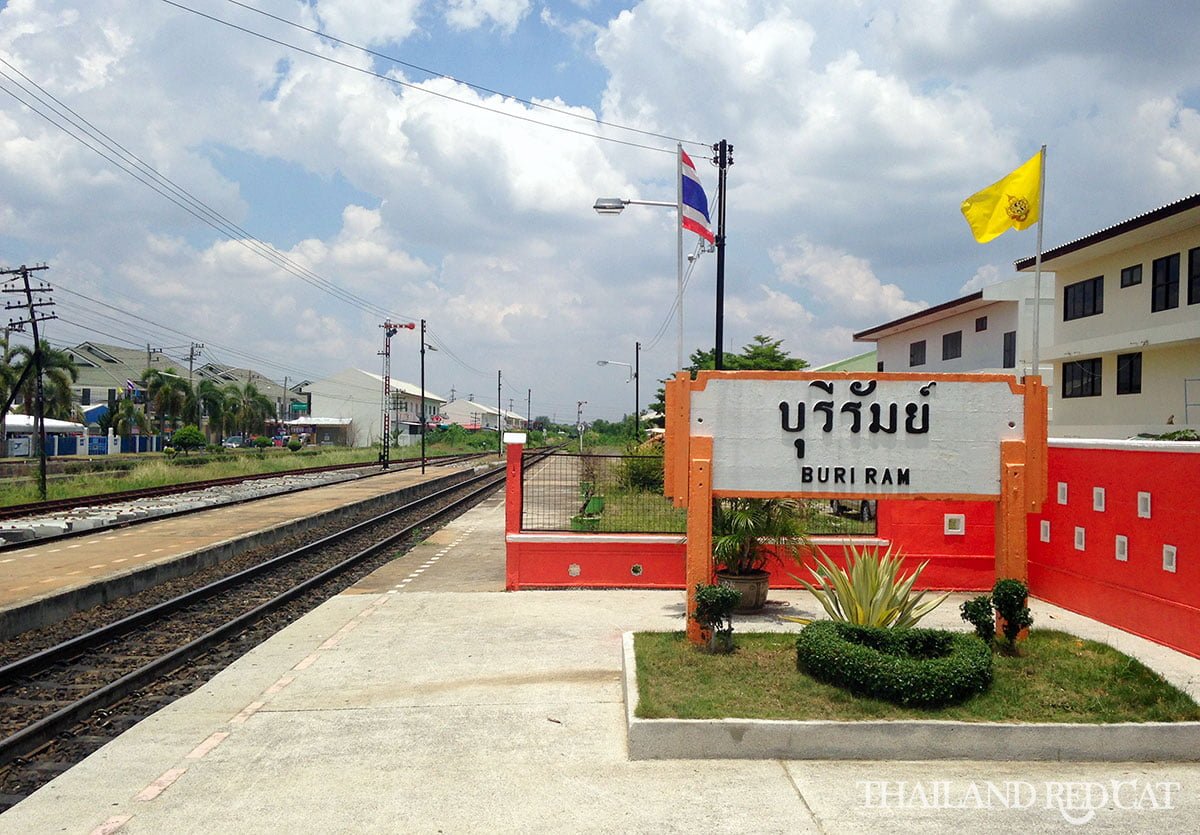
690, 377, 1024, 497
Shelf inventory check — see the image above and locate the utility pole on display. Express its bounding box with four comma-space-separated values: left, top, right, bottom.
576, 400, 587, 453
379, 320, 415, 468
497, 370, 502, 458
634, 340, 641, 442
419, 319, 427, 474
711, 139, 733, 370
2, 264, 54, 500
526, 388, 531, 431
188, 342, 204, 424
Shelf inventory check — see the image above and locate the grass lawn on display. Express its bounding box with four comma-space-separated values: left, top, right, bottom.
634, 630, 1200, 724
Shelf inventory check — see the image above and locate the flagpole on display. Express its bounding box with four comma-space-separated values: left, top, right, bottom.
1031, 144, 1047, 380
676, 143, 685, 371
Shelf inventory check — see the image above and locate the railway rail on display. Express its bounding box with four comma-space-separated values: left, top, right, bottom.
0, 452, 487, 523
0, 446, 547, 810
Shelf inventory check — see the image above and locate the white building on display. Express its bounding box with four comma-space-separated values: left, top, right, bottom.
305, 368, 447, 448
854, 193, 1200, 438
441, 398, 525, 431
1014, 193, 1200, 437
853, 274, 1054, 379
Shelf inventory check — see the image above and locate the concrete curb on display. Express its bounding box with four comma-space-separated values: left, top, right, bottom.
621, 632, 1200, 762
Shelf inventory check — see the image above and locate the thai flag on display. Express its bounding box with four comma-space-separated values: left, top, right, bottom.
680, 149, 714, 243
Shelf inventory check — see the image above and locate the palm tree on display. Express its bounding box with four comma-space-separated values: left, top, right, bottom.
112, 393, 150, 436
143, 366, 191, 434
224, 382, 274, 439
197, 378, 229, 443
7, 341, 79, 420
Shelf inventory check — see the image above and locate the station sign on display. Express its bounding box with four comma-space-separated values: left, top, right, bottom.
687, 375, 1026, 498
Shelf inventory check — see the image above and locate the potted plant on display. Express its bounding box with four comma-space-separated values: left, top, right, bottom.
712, 497, 809, 613
692, 582, 741, 653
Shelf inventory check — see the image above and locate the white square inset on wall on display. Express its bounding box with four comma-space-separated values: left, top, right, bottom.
1093, 487, 1105, 512
944, 514, 966, 535
1163, 545, 1177, 574
1074, 527, 1086, 551
1115, 535, 1128, 562
1057, 482, 1068, 505
1040, 520, 1050, 542
1138, 492, 1152, 519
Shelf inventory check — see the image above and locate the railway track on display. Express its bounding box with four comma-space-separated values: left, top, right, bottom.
0, 448, 544, 810
0, 452, 487, 522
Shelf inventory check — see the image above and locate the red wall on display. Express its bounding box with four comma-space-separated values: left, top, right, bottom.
505, 442, 1200, 659
1028, 442, 1200, 658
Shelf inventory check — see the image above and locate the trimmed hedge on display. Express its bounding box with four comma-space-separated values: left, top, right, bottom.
795, 621, 992, 708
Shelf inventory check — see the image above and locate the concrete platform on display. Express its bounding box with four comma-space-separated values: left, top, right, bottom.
3, 494, 1200, 833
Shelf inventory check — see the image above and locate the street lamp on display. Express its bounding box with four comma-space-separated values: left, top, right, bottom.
593, 194, 685, 370
596, 340, 641, 441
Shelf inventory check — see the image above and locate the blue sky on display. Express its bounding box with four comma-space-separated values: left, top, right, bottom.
2, 0, 1199, 423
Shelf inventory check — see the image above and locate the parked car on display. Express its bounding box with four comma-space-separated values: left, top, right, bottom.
830, 499, 876, 522
221, 436, 243, 448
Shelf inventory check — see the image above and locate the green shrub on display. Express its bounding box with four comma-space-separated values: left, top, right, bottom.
992, 579, 1034, 652
959, 595, 995, 642
795, 621, 993, 708
253, 436, 273, 449
170, 425, 206, 454
287, 439, 303, 451
693, 583, 741, 653
617, 446, 664, 492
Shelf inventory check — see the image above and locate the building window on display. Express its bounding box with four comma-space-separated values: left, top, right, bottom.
80, 388, 91, 406
1063, 275, 1103, 321
1062, 357, 1102, 398
942, 330, 962, 360
1151, 253, 1179, 312
909, 340, 926, 367
975, 315, 988, 332
1002, 331, 1016, 368
1117, 352, 1142, 395
1120, 264, 1142, 287
876, 361, 884, 372
1189, 247, 1200, 305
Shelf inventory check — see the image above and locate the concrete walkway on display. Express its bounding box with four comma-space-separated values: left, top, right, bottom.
2, 493, 1199, 833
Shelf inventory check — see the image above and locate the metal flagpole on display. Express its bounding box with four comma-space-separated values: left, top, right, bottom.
676, 143, 685, 370
1031, 144, 1047, 380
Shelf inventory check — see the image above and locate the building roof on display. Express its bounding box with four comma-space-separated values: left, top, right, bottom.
853, 292, 985, 342
1014, 192, 1200, 271
811, 350, 878, 372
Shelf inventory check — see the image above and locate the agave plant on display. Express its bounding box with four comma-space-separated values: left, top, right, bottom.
791, 542, 948, 628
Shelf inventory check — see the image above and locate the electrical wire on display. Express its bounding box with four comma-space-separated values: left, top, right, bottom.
218, 0, 709, 151
158, 0, 680, 156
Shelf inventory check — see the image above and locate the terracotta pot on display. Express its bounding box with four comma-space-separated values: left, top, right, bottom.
715, 569, 770, 613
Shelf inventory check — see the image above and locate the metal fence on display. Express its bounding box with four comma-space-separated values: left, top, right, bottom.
520, 451, 876, 536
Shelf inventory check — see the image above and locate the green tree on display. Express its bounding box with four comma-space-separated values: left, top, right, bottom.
7, 340, 80, 420
225, 382, 274, 438
170, 424, 206, 454
143, 366, 192, 434
197, 378, 230, 443
651, 334, 809, 413
112, 393, 150, 436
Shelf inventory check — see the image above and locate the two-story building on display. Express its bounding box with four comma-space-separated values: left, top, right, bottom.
853, 274, 1054, 379
1014, 193, 1200, 438
306, 368, 447, 447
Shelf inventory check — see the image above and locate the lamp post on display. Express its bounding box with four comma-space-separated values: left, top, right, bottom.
593, 196, 685, 370
576, 400, 587, 453
596, 340, 640, 441
419, 319, 438, 475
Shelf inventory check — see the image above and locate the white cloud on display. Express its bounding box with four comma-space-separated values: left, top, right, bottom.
959, 264, 1005, 295
313, 0, 422, 46
771, 239, 924, 323
444, 0, 531, 34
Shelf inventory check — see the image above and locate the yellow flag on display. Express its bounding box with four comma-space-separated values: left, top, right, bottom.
960, 151, 1041, 243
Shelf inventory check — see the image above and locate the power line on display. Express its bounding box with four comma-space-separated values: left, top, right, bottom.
217, 0, 709, 151
158, 0, 681, 156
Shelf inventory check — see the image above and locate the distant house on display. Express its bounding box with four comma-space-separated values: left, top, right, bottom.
811, 350, 878, 373
1013, 193, 1200, 438
441, 398, 525, 431
306, 368, 447, 447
